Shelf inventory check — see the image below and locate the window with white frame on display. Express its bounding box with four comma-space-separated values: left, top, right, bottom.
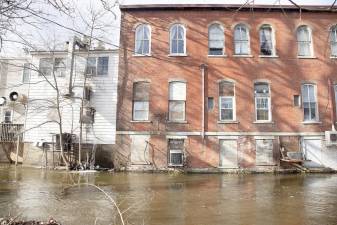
219, 81, 235, 121
3, 110, 12, 123
259, 25, 274, 56
170, 24, 186, 55
254, 82, 271, 121
297, 25, 313, 57
85, 56, 109, 76
22, 63, 30, 83
135, 24, 151, 55
169, 81, 186, 121
54, 58, 66, 77
302, 83, 318, 122
132, 82, 150, 121
168, 139, 184, 166
330, 25, 337, 57
234, 24, 250, 55
39, 58, 53, 76
208, 23, 224, 55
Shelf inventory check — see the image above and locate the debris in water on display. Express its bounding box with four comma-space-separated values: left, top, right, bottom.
0, 218, 61, 225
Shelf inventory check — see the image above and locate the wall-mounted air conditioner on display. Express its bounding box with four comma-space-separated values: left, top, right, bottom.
325, 131, 337, 146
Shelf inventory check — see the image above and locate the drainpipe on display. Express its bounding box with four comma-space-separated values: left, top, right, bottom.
329, 78, 336, 131
199, 64, 207, 139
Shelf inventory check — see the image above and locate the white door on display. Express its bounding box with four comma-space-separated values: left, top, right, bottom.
219, 140, 238, 168
256, 139, 274, 165
303, 139, 323, 167
130, 135, 150, 165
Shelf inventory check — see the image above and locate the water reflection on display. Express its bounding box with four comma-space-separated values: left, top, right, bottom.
0, 166, 337, 225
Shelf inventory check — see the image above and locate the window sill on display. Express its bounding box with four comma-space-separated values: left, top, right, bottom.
130, 120, 152, 123
253, 121, 274, 124
217, 120, 239, 124
133, 54, 152, 57
302, 121, 322, 125
232, 54, 253, 58
208, 54, 227, 58
167, 120, 188, 124
297, 56, 317, 59
168, 54, 188, 57
259, 55, 279, 58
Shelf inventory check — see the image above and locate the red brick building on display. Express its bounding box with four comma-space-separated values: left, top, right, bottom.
114, 4, 337, 171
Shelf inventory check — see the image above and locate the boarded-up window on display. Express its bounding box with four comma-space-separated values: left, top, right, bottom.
254, 82, 271, 121
168, 139, 184, 166
169, 81, 186, 121
219, 81, 235, 121
133, 82, 150, 121
219, 139, 238, 168
256, 139, 274, 165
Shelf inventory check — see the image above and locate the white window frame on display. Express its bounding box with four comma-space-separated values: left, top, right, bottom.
218, 81, 236, 121
254, 83, 272, 122
132, 82, 150, 121
168, 81, 186, 122
302, 83, 318, 122
22, 63, 30, 83
234, 24, 250, 55
169, 24, 186, 56
259, 24, 276, 56
208, 23, 225, 56
168, 139, 184, 167
86, 56, 109, 76
330, 25, 337, 57
134, 24, 151, 56
297, 25, 314, 57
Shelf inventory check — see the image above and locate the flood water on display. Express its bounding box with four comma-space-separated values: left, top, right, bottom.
0, 165, 337, 225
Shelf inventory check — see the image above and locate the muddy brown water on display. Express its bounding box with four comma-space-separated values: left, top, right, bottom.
0, 165, 337, 225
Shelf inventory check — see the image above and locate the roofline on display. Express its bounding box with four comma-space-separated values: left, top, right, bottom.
120, 4, 337, 12
30, 49, 118, 55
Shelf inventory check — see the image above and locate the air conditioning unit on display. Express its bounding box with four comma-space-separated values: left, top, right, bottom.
325, 131, 337, 146
169, 149, 184, 166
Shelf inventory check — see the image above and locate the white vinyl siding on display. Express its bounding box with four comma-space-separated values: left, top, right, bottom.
234, 24, 250, 55
302, 84, 318, 122
135, 24, 151, 55
169, 81, 186, 121
209, 24, 224, 55
297, 25, 313, 57
170, 24, 186, 55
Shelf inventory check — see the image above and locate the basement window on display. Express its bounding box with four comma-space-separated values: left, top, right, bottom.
168, 139, 184, 166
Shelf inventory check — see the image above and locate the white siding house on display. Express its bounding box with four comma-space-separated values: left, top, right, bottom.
24, 49, 118, 145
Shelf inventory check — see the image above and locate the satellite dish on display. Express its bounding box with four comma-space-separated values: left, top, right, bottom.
0, 97, 6, 106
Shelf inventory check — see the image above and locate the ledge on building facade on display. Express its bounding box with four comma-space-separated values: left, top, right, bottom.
301, 121, 322, 125
166, 120, 188, 124
132, 54, 152, 57
259, 55, 279, 58
330, 56, 337, 59
168, 54, 188, 57
130, 120, 152, 123
232, 54, 253, 58
217, 120, 239, 124
208, 54, 228, 58
297, 56, 317, 59
253, 121, 274, 124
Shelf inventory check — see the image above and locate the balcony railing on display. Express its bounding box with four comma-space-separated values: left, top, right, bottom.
0, 123, 24, 142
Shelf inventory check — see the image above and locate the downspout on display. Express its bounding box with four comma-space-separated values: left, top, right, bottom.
200, 64, 207, 139
329, 78, 336, 131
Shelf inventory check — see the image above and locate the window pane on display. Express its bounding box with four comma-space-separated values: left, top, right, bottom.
169, 101, 185, 121
54, 58, 66, 77
255, 83, 269, 96
86, 57, 96, 75
169, 82, 186, 100
178, 40, 184, 54
22, 63, 30, 83
257, 109, 269, 121
220, 97, 234, 121
260, 26, 273, 55
133, 82, 150, 101
221, 109, 233, 120
331, 42, 337, 56
219, 81, 234, 96
97, 57, 109, 75
177, 26, 184, 39
209, 24, 224, 55
302, 84, 317, 121
39, 58, 52, 76
133, 101, 149, 120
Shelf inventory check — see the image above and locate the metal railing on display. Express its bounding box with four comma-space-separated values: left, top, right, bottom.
0, 123, 24, 142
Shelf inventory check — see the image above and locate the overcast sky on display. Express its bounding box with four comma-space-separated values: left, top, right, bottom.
1, 0, 335, 57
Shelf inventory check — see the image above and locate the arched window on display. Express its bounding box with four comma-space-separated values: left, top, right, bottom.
219, 81, 235, 121
135, 24, 151, 55
254, 82, 271, 121
234, 24, 250, 55
168, 81, 186, 121
208, 23, 224, 55
259, 25, 275, 56
170, 24, 186, 55
297, 25, 313, 57
132, 81, 150, 121
330, 25, 337, 57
